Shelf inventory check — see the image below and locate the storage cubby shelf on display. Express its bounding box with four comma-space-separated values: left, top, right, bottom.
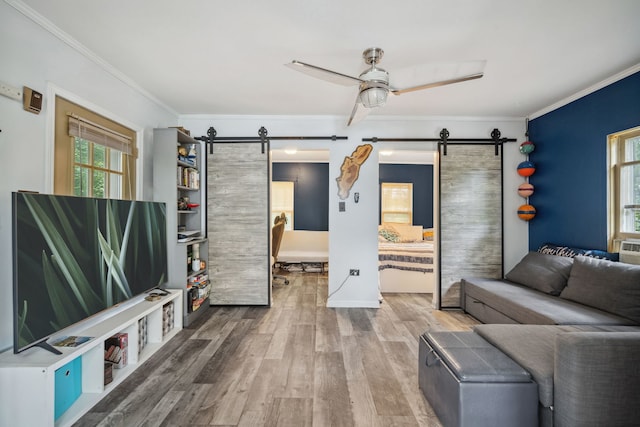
0, 290, 182, 427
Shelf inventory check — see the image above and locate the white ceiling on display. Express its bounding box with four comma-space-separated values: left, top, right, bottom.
13, 0, 640, 121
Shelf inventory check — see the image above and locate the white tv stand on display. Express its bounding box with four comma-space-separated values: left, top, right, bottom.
0, 290, 182, 427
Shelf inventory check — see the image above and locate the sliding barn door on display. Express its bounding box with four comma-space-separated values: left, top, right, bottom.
438, 144, 503, 308
207, 142, 271, 305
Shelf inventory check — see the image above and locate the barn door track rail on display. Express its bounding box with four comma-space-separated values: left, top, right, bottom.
362, 128, 517, 155
196, 126, 348, 154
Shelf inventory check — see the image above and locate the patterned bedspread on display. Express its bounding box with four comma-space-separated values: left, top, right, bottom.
378, 241, 434, 273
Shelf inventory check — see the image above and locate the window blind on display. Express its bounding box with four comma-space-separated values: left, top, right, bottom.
381, 183, 412, 224
68, 114, 134, 156
272, 181, 294, 213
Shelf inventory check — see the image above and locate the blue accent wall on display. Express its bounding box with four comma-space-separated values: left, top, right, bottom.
379, 164, 434, 228
528, 71, 640, 251
272, 162, 329, 231
273, 162, 434, 231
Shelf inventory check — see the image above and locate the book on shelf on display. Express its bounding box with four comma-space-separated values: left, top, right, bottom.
104, 333, 128, 369
187, 273, 209, 289
177, 166, 200, 189
177, 155, 195, 167
178, 229, 200, 242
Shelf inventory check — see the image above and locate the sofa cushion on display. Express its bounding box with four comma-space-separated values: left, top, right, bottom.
462, 278, 634, 325
474, 324, 640, 411
560, 256, 640, 324
505, 251, 573, 295
473, 324, 565, 408
554, 331, 640, 426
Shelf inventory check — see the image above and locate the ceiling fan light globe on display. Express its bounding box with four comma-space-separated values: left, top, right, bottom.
360, 87, 387, 108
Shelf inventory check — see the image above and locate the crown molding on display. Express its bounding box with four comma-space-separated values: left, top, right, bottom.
528, 63, 640, 120
179, 113, 525, 122
5, 0, 178, 116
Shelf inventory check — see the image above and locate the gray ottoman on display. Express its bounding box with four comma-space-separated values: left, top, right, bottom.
419, 331, 538, 427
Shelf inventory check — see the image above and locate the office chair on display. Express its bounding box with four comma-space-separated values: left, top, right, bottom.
272, 213, 289, 285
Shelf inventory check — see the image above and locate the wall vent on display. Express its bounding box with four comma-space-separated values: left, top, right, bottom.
619, 241, 640, 265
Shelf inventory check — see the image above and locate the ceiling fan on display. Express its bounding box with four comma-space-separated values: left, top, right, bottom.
286, 47, 484, 126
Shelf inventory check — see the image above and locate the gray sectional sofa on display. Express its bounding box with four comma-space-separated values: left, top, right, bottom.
458, 251, 640, 427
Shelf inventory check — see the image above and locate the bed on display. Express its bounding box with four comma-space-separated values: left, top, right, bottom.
378, 224, 436, 293
278, 230, 329, 272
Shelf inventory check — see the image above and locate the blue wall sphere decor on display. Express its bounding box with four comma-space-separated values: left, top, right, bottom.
519, 141, 535, 154
517, 204, 536, 221
517, 161, 536, 177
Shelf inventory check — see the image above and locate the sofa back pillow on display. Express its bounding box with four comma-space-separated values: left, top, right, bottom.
538, 242, 619, 261
505, 251, 574, 295
559, 256, 640, 324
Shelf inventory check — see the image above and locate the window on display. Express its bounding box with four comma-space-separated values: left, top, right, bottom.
54, 96, 137, 199
72, 137, 123, 198
272, 181, 294, 230
608, 126, 640, 249
381, 182, 413, 224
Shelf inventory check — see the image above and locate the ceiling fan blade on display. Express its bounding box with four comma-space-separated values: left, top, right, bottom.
347, 94, 371, 127
286, 60, 363, 86
390, 72, 483, 95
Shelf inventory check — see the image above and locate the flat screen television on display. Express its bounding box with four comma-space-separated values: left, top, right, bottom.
12, 192, 168, 354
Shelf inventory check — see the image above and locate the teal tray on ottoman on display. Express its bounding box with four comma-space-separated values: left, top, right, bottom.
419, 331, 538, 427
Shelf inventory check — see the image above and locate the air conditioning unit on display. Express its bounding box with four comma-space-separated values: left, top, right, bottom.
619, 241, 640, 265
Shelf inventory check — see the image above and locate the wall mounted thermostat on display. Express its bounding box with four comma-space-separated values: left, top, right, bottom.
23, 86, 42, 114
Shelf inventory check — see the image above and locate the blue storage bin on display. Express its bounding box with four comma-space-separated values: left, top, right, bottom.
54, 357, 82, 419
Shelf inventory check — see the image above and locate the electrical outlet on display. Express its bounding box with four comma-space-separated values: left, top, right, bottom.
0, 81, 22, 101
349, 269, 360, 276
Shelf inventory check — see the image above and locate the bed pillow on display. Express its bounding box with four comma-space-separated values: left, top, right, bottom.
389, 223, 423, 242
505, 251, 574, 295
378, 225, 400, 242
559, 256, 640, 323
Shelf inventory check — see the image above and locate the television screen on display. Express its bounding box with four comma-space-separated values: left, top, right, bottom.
12, 193, 167, 353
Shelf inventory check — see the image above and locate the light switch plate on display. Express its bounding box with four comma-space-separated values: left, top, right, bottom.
0, 81, 22, 101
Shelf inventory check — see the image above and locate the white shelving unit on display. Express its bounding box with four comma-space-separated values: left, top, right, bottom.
153, 128, 210, 325
0, 290, 182, 427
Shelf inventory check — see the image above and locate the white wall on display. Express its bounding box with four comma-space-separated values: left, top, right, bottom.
0, 2, 177, 351
180, 115, 528, 309
0, 0, 528, 351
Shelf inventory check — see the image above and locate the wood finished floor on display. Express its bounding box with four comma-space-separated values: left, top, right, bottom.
75, 272, 479, 427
